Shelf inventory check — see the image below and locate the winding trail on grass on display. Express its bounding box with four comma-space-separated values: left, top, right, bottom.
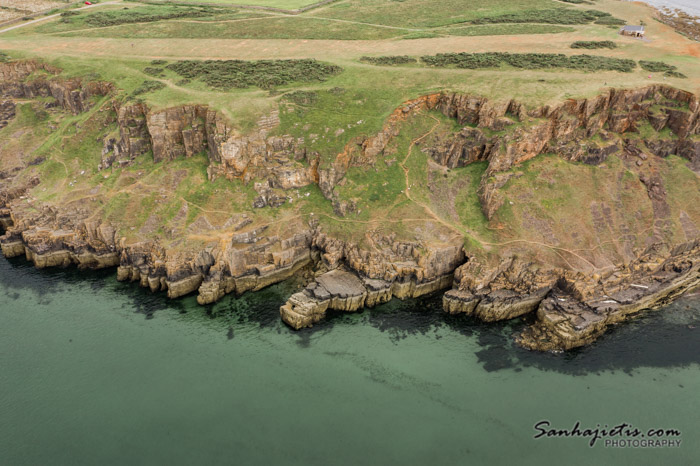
398, 113, 467, 235
177, 12, 426, 31
38, 10, 427, 39
397, 112, 605, 271
481, 238, 604, 271
0, 1, 122, 35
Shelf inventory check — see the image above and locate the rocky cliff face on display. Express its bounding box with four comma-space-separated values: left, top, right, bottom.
425, 86, 699, 219
518, 239, 700, 351
0, 195, 119, 269
0, 61, 113, 115
0, 194, 460, 311
1, 60, 699, 350
0, 100, 14, 130
102, 85, 699, 219
102, 101, 320, 207
0, 60, 59, 82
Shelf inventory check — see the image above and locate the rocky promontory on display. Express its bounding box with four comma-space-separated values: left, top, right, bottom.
1, 58, 699, 351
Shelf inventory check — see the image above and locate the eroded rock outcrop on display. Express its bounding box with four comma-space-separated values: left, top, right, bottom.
0, 204, 119, 269
2, 60, 699, 351
518, 240, 700, 351
95, 83, 699, 220
280, 231, 463, 329
102, 101, 320, 207
426, 86, 699, 219
443, 256, 567, 322
280, 267, 453, 329
0, 60, 113, 115
0, 100, 15, 130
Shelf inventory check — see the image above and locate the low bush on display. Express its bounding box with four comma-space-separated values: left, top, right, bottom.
166, 59, 342, 90
82, 6, 218, 27
360, 56, 416, 65
639, 60, 687, 78
593, 16, 626, 25
570, 40, 617, 49
470, 9, 623, 26
421, 52, 636, 72
143, 67, 165, 77
664, 70, 687, 79
639, 60, 674, 73
131, 80, 166, 97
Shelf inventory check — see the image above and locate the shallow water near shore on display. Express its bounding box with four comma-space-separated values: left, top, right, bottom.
636, 0, 700, 17
0, 256, 698, 465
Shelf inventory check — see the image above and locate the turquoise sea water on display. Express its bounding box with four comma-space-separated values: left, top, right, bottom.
0, 256, 698, 465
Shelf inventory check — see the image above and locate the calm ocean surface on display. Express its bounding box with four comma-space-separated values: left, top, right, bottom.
0, 256, 698, 465
637, 0, 700, 16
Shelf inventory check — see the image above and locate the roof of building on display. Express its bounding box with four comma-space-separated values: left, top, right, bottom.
621, 25, 645, 32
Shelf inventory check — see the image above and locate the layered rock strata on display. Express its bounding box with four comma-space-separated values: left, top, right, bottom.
0, 61, 113, 115
518, 240, 700, 350
280, 268, 454, 329
2, 60, 699, 350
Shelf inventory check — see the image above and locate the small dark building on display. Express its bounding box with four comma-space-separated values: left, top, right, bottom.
620, 25, 645, 37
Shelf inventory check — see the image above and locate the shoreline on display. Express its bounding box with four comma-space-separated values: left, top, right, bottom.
2, 208, 699, 352
631, 0, 700, 42
1, 61, 699, 352
634, 0, 700, 17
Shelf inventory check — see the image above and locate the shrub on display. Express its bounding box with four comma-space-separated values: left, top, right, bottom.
360, 55, 416, 65
83, 6, 217, 27
570, 40, 617, 49
664, 70, 687, 79
420, 52, 636, 72
131, 80, 166, 97
166, 59, 342, 90
639, 61, 687, 78
470, 9, 624, 26
594, 16, 626, 25
60, 10, 80, 23
143, 67, 165, 77
639, 60, 674, 72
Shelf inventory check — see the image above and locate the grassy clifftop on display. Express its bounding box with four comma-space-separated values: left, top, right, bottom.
0, 0, 698, 301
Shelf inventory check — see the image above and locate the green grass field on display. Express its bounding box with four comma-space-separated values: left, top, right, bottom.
27, 2, 591, 40
155, 0, 322, 7
311, 0, 571, 27
0, 0, 698, 263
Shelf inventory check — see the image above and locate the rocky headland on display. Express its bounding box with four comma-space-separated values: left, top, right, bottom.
1, 59, 698, 351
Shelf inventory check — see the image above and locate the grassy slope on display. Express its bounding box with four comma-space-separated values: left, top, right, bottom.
12, 0, 628, 40
0, 0, 699, 268
157, 0, 319, 7
311, 0, 557, 28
